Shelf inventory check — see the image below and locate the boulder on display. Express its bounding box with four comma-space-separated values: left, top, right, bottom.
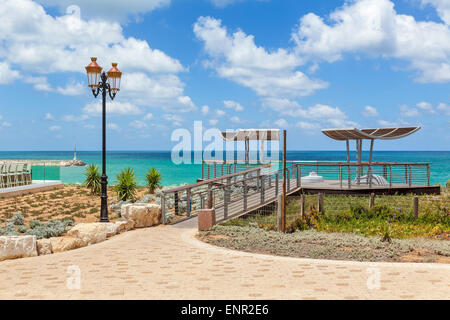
67, 222, 118, 245
121, 203, 162, 228
36, 238, 52, 255
0, 236, 38, 261
49, 237, 86, 253
115, 220, 135, 233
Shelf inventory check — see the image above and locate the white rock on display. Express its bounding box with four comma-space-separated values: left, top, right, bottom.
0, 236, 38, 261
115, 220, 135, 233
50, 237, 86, 253
36, 238, 52, 255
67, 222, 117, 245
121, 203, 162, 228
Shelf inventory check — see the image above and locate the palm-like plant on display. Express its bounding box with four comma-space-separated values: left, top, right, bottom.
145, 167, 162, 194
115, 167, 138, 201
83, 164, 101, 195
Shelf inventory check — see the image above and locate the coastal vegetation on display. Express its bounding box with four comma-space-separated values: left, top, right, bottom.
145, 167, 162, 194
115, 167, 138, 201
0, 185, 149, 227
199, 190, 449, 263
220, 193, 449, 239
83, 164, 101, 195
0, 212, 72, 239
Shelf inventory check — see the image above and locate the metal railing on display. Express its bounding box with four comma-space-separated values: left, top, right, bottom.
162, 160, 433, 224
161, 164, 284, 223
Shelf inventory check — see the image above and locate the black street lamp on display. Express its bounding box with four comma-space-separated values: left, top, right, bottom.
85, 57, 122, 222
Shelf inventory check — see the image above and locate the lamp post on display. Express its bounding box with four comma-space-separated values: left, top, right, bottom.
85, 57, 122, 222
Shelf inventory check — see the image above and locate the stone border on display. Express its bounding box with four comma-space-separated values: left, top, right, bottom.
1, 203, 161, 262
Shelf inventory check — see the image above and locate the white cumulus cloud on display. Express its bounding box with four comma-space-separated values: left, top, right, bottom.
293, 0, 450, 83
194, 16, 328, 98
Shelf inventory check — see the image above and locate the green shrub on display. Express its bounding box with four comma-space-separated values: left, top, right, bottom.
1, 223, 18, 236
83, 164, 101, 195
115, 167, 138, 201
446, 180, 450, 190
17, 225, 28, 233
145, 167, 162, 194
9, 212, 25, 225
24, 220, 66, 239
29, 219, 41, 229
62, 218, 74, 228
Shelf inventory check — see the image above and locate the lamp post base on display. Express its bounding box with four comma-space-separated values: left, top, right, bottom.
100, 174, 109, 222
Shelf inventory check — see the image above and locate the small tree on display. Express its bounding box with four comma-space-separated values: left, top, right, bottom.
145, 167, 162, 194
115, 167, 138, 201
83, 164, 101, 195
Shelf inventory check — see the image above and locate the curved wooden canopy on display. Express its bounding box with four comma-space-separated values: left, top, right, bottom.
322, 127, 421, 141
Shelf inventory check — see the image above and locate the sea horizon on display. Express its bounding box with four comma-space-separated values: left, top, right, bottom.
0, 150, 448, 186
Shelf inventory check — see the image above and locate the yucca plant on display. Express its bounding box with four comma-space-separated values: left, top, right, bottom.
83, 164, 101, 195
115, 167, 138, 201
145, 167, 162, 194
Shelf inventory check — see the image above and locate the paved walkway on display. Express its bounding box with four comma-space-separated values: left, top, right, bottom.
0, 218, 449, 299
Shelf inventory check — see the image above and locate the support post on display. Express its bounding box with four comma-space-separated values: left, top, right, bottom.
207, 164, 210, 179
260, 175, 265, 204
347, 165, 352, 189
275, 173, 279, 197
298, 165, 302, 187
347, 139, 351, 190
427, 165, 430, 186
318, 193, 323, 214
405, 165, 408, 184
413, 196, 419, 219
207, 183, 213, 209
287, 169, 291, 192
409, 165, 412, 187
243, 173, 248, 211
186, 189, 191, 217
368, 139, 374, 187
223, 185, 228, 220
200, 193, 205, 209
277, 195, 282, 232
296, 165, 300, 188
201, 161, 204, 180
389, 165, 392, 188
174, 192, 179, 215
369, 193, 375, 209
281, 130, 287, 233
339, 165, 343, 189
300, 194, 305, 218
161, 193, 166, 224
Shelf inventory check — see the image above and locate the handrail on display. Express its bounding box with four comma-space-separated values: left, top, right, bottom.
162, 164, 272, 194
202, 159, 432, 165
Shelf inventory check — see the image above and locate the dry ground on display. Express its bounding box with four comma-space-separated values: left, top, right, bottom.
0, 185, 149, 224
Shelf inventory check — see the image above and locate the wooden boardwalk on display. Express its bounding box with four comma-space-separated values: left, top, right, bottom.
170, 178, 440, 225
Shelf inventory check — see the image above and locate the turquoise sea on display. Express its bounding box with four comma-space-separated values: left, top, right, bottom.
0, 151, 448, 186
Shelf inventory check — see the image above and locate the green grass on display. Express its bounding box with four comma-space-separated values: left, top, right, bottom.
221, 193, 450, 239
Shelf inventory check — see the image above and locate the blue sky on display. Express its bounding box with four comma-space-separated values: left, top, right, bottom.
0, 0, 448, 151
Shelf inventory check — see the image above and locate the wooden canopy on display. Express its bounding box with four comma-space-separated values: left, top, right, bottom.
322, 126, 421, 185
322, 127, 421, 141
220, 129, 280, 163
